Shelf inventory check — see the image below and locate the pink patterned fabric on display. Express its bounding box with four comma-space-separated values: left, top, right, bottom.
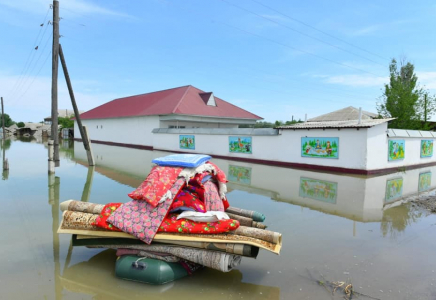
127, 166, 183, 207
207, 162, 227, 183
203, 181, 225, 212
107, 178, 185, 244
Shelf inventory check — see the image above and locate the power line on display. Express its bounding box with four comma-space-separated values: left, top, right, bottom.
16, 32, 53, 98
60, 17, 86, 27
8, 6, 51, 97
60, 6, 90, 19
164, 0, 382, 76
216, 20, 382, 76
15, 51, 53, 105
11, 20, 51, 98
219, 0, 385, 67
161, 0, 385, 101
249, 0, 388, 61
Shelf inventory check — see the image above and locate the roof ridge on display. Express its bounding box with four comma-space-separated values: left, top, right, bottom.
114, 85, 192, 101
172, 85, 193, 114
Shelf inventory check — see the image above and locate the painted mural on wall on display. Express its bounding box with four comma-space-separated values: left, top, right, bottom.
229, 136, 252, 154
388, 139, 405, 161
419, 172, 431, 192
299, 177, 337, 204
179, 135, 195, 150
228, 165, 252, 185
385, 178, 403, 202
301, 137, 338, 159
421, 140, 434, 158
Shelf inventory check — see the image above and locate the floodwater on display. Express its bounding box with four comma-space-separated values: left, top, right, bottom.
2, 138, 436, 300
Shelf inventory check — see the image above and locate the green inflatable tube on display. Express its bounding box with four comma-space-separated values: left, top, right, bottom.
115, 255, 189, 285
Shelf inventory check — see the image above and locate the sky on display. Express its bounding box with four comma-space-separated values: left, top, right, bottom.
0, 0, 436, 123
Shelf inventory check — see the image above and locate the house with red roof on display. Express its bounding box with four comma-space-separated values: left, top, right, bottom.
74, 85, 262, 149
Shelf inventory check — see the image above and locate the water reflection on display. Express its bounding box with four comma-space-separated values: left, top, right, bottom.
3, 138, 436, 299
46, 160, 279, 299
73, 141, 436, 224
48, 174, 61, 300
59, 250, 280, 300
381, 204, 425, 239
81, 166, 95, 202
1, 139, 10, 179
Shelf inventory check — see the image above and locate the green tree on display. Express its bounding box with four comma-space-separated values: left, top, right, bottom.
0, 114, 15, 127
377, 58, 423, 129
416, 92, 436, 130
17, 122, 25, 128
58, 115, 74, 129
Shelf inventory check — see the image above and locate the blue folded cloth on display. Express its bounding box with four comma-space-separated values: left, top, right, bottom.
152, 154, 212, 168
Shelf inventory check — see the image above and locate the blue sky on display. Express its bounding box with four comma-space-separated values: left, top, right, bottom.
1, 0, 435, 123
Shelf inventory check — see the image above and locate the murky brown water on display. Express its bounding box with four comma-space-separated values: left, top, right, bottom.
1, 138, 436, 299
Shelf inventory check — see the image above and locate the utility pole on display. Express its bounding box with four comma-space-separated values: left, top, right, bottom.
1, 96, 8, 171
1, 97, 5, 141
59, 44, 94, 166
51, 0, 60, 166
424, 93, 428, 129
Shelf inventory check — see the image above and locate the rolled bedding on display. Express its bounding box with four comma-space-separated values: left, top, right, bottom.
90, 244, 241, 272
226, 207, 265, 222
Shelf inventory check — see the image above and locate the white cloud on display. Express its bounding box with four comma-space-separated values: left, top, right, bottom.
0, 74, 121, 122
323, 74, 388, 87
342, 19, 413, 37
351, 25, 381, 36
417, 71, 436, 90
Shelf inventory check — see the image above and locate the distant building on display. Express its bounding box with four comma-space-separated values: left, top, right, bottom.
44, 109, 83, 125
16, 122, 51, 138
308, 106, 378, 122
75, 85, 262, 148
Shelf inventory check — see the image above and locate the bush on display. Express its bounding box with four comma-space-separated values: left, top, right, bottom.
17, 122, 25, 128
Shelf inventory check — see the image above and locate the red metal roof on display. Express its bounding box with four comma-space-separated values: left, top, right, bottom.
79, 85, 263, 120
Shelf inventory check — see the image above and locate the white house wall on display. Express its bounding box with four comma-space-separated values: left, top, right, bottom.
74, 116, 160, 147
366, 123, 436, 170
280, 129, 368, 169
74, 117, 436, 172
153, 128, 369, 170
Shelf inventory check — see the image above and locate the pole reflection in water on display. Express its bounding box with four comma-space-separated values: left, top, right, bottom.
81, 166, 95, 202
49, 166, 95, 299
49, 174, 62, 300
2, 169, 8, 180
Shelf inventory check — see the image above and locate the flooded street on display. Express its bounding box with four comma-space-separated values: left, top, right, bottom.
2, 138, 436, 299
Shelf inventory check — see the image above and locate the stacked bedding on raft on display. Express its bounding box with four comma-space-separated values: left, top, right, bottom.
58, 154, 282, 284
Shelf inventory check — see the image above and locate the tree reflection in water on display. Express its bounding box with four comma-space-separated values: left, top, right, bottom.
380, 204, 425, 239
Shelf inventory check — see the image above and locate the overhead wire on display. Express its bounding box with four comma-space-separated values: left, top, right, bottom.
8, 6, 51, 98
60, 17, 86, 27
215, 20, 382, 76
219, 0, 385, 67
249, 0, 388, 60
159, 0, 383, 108
15, 50, 53, 105
163, 0, 383, 77
16, 32, 53, 98
60, 6, 90, 19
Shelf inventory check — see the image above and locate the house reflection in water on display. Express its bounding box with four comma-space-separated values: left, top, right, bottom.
73, 142, 435, 224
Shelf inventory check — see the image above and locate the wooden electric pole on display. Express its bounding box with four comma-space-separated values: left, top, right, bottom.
59, 44, 94, 166
1, 97, 5, 141
51, 0, 60, 166
1, 96, 8, 171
